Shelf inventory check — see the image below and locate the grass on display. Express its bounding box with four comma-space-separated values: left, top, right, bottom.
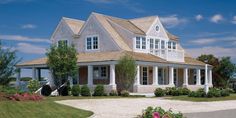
167, 93, 236, 102
0, 97, 93, 118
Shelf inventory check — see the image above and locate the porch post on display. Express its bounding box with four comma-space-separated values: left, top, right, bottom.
37, 68, 41, 81
109, 64, 116, 85
87, 65, 93, 86
16, 68, 21, 88
183, 68, 188, 86
152, 66, 158, 85
209, 69, 213, 86
169, 66, 174, 85
32, 67, 37, 80
196, 69, 201, 85
135, 65, 140, 85
204, 64, 209, 93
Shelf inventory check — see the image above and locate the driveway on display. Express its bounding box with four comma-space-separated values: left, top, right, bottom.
56, 98, 236, 118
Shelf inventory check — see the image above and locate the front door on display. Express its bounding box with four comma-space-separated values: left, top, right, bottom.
142, 67, 148, 85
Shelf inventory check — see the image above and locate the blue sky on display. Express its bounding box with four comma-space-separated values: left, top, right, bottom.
0, 0, 236, 77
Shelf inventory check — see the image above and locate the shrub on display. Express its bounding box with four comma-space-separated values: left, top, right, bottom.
180, 88, 190, 95
93, 85, 105, 96
141, 106, 184, 118
171, 89, 182, 96
20, 77, 32, 81
154, 88, 165, 97
120, 90, 129, 97
81, 85, 91, 96
206, 90, 214, 98
109, 90, 118, 96
0, 86, 20, 95
27, 80, 40, 93
71, 85, 80, 96
58, 86, 69, 96
165, 87, 176, 95
221, 89, 230, 97
195, 88, 206, 97
188, 91, 196, 97
9, 93, 43, 101
41, 85, 52, 96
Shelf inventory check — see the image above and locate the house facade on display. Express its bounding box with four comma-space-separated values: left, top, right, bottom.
16, 12, 213, 93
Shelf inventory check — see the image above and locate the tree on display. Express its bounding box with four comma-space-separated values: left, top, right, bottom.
116, 54, 136, 91
197, 54, 236, 87
0, 41, 19, 86
46, 43, 78, 88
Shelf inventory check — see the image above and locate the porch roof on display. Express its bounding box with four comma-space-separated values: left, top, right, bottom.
16, 51, 206, 68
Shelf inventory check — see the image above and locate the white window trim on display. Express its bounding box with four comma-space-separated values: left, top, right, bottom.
85, 35, 99, 51
93, 66, 108, 79
135, 36, 147, 50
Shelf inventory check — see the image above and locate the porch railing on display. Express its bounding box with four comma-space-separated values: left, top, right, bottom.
150, 49, 185, 62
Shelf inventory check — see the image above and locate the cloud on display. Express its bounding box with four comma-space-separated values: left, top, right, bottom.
186, 46, 236, 61
210, 14, 224, 23
195, 14, 203, 21
190, 38, 217, 45
160, 15, 188, 28
21, 24, 37, 29
0, 34, 50, 43
16, 43, 46, 54
232, 16, 236, 24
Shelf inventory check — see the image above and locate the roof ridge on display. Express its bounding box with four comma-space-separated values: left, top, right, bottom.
130, 15, 158, 21
62, 17, 85, 22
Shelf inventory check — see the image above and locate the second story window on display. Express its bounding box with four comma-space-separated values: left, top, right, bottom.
173, 42, 176, 50
168, 41, 172, 49
150, 38, 154, 49
142, 37, 146, 49
161, 40, 165, 49
86, 36, 99, 50
155, 39, 159, 49
136, 37, 141, 49
58, 40, 68, 47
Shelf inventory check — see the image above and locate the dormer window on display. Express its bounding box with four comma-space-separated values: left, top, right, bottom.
58, 40, 68, 47
86, 36, 99, 50
173, 42, 176, 49
168, 41, 172, 49
135, 37, 146, 49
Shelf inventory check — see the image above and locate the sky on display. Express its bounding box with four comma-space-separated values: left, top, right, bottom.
0, 0, 236, 77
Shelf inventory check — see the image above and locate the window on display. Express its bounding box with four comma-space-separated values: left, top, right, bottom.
86, 36, 99, 50
168, 41, 172, 49
136, 37, 141, 49
155, 39, 159, 49
58, 40, 68, 47
173, 42, 176, 50
142, 37, 146, 49
150, 38, 154, 49
161, 40, 165, 49
142, 67, 148, 85
93, 66, 108, 79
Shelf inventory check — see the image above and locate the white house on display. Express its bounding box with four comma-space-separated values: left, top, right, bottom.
16, 12, 213, 93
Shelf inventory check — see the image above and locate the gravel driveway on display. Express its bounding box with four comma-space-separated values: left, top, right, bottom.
56, 98, 236, 118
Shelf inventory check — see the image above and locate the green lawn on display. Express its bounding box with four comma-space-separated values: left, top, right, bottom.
167, 94, 236, 102
0, 97, 93, 118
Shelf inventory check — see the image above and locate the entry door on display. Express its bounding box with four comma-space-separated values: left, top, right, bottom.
142, 67, 148, 85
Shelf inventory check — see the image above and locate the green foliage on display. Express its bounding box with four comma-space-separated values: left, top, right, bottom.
71, 85, 80, 96
20, 77, 32, 81
120, 90, 129, 97
46, 43, 78, 87
179, 88, 191, 95
141, 106, 184, 118
0, 42, 20, 86
27, 80, 40, 93
0, 85, 21, 95
109, 90, 118, 96
80, 85, 91, 96
164, 87, 190, 96
154, 88, 165, 97
116, 54, 136, 91
197, 54, 236, 88
188, 88, 206, 97
93, 85, 105, 96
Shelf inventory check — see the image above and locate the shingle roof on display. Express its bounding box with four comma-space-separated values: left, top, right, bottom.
63, 17, 85, 34
16, 51, 205, 67
130, 16, 157, 33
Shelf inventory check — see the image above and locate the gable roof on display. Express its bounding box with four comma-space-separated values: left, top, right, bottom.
63, 17, 85, 34
130, 16, 157, 33
91, 12, 132, 51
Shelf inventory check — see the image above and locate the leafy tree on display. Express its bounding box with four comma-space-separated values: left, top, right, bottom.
46, 42, 78, 88
197, 54, 236, 87
0, 41, 20, 86
116, 54, 136, 91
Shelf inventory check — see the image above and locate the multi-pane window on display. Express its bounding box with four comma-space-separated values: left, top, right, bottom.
136, 37, 141, 49
168, 41, 172, 49
161, 40, 165, 49
141, 37, 146, 49
173, 42, 176, 50
150, 38, 154, 49
58, 40, 68, 47
155, 39, 159, 49
93, 66, 108, 79
86, 36, 98, 50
